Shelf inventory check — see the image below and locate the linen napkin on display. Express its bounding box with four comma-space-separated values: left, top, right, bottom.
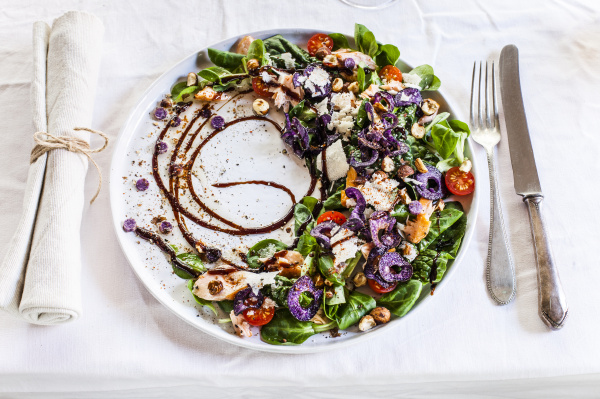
0, 11, 104, 325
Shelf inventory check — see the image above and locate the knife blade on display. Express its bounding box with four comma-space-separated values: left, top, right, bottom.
499, 45, 542, 197
499, 45, 568, 330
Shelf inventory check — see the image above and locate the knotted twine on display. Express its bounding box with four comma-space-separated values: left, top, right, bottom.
30, 127, 109, 204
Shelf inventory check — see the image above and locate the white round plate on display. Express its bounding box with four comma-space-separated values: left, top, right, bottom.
110, 29, 479, 354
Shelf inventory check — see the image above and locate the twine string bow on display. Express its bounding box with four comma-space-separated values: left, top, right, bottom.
30, 127, 109, 204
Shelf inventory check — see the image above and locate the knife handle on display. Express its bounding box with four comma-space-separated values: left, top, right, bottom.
524, 195, 568, 330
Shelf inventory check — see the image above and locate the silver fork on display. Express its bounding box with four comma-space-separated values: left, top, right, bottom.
470, 61, 516, 305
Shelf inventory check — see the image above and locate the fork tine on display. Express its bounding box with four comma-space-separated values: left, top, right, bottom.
470, 61, 476, 128
485, 61, 492, 128
478, 62, 483, 128
492, 61, 499, 129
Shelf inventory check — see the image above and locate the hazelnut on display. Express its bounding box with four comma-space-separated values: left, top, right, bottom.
313, 274, 325, 288
358, 315, 377, 331
332, 77, 344, 92
187, 72, 197, 87
252, 98, 270, 116
421, 98, 439, 116
415, 158, 428, 173
397, 165, 415, 179
324, 278, 333, 287
322, 54, 338, 67
315, 46, 332, 60
347, 82, 359, 93
459, 159, 472, 173
381, 156, 395, 173
353, 272, 367, 287
435, 199, 445, 212
246, 58, 260, 71
208, 280, 223, 296
325, 290, 334, 299
370, 307, 391, 324
411, 123, 425, 139
398, 187, 412, 205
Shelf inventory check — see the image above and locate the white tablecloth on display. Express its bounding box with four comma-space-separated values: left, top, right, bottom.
1, 0, 599, 397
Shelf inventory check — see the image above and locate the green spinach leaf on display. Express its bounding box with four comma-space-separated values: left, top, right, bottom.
289, 100, 317, 123
246, 39, 267, 66
329, 33, 351, 50
417, 207, 464, 251
429, 202, 467, 257
431, 120, 461, 159
176, 253, 206, 273
391, 203, 409, 220
262, 275, 295, 308
295, 232, 317, 258
318, 255, 344, 286
354, 24, 379, 58
335, 290, 376, 330
375, 44, 400, 68
260, 309, 317, 345
246, 239, 288, 269
408, 65, 441, 91
263, 34, 314, 66
323, 183, 345, 210
377, 280, 423, 317
217, 300, 234, 314
357, 66, 366, 93
207, 48, 245, 72
412, 250, 453, 284
294, 203, 314, 236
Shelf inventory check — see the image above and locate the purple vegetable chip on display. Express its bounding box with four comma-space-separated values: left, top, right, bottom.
170, 163, 184, 177
349, 148, 378, 168
136, 178, 149, 191
373, 92, 395, 112
363, 246, 397, 289
342, 187, 367, 232
154, 107, 168, 120
408, 201, 423, 215
369, 211, 402, 249
414, 163, 446, 200
156, 140, 168, 154
122, 218, 136, 232
233, 286, 264, 315
292, 72, 304, 88
394, 88, 422, 107
170, 116, 181, 127
287, 276, 323, 321
380, 113, 398, 129
302, 64, 331, 98
205, 247, 222, 263
310, 220, 338, 249
211, 115, 225, 129
378, 252, 413, 283
159, 221, 173, 234
343, 58, 355, 70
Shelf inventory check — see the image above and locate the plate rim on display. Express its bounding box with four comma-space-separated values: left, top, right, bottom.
109, 28, 479, 354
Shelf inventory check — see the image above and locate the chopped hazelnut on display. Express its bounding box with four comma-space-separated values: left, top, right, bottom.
187, 72, 197, 87
315, 46, 332, 60
358, 315, 377, 331
246, 58, 260, 71
353, 272, 367, 287
397, 165, 415, 179
370, 307, 391, 324
415, 158, 428, 173
332, 77, 344, 92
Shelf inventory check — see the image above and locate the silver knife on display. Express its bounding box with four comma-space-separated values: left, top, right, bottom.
499, 45, 568, 330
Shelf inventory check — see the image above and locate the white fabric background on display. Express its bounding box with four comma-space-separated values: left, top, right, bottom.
0, 0, 599, 397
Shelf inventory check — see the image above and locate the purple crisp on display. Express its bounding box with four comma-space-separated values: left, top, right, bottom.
171, 116, 181, 127
414, 162, 446, 200
394, 88, 422, 107
122, 218, 136, 232
156, 141, 168, 154
154, 107, 168, 120
159, 221, 173, 234
287, 276, 323, 321
408, 201, 423, 215
136, 178, 149, 191
211, 115, 225, 129
310, 220, 338, 249
378, 252, 413, 283
233, 287, 264, 315
204, 247, 222, 263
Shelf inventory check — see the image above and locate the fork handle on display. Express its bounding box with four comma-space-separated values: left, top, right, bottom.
523, 195, 568, 330
486, 150, 517, 305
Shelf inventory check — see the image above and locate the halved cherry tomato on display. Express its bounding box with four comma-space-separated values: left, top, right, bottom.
316, 211, 347, 225
378, 65, 403, 83
252, 76, 272, 98
368, 279, 397, 294
243, 305, 275, 326
307, 33, 334, 56
445, 166, 475, 196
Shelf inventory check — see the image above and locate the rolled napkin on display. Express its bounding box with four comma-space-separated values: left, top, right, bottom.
0, 11, 104, 325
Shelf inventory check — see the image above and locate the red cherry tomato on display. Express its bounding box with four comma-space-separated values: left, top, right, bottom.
307, 33, 334, 56
316, 211, 347, 225
243, 305, 275, 326
368, 279, 398, 294
445, 167, 475, 196
378, 65, 403, 83
252, 76, 272, 98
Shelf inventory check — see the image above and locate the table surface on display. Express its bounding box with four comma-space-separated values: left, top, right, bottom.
1, 0, 599, 397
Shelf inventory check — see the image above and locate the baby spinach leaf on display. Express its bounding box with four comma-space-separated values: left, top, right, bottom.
335, 290, 376, 330
431, 120, 461, 159
246, 39, 267, 66
187, 279, 217, 316
357, 66, 366, 92
436, 157, 460, 173
294, 203, 314, 236
176, 253, 206, 273
301, 196, 320, 212
354, 24, 379, 58
375, 44, 400, 68
289, 100, 317, 123
329, 33, 351, 50
318, 255, 344, 286
417, 207, 464, 251
409, 65, 441, 91
246, 239, 288, 268
424, 112, 450, 132
262, 275, 295, 308
429, 202, 467, 257
295, 232, 317, 257
341, 251, 362, 279
171, 82, 199, 102
260, 309, 317, 345
412, 250, 453, 284
207, 48, 245, 72
356, 100, 368, 128
377, 280, 423, 317
391, 203, 409, 220
325, 285, 346, 306
198, 66, 231, 83
263, 34, 314, 66
323, 183, 345, 210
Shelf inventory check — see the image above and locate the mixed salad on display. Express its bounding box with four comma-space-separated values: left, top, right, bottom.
126, 24, 476, 345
